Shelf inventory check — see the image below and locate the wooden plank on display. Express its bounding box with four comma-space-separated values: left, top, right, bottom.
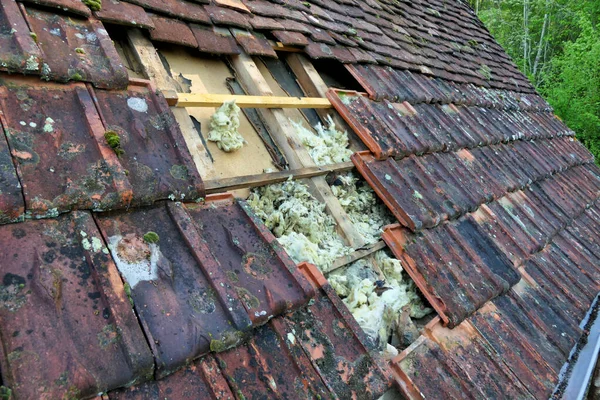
271, 41, 303, 53
171, 93, 332, 109
126, 29, 214, 177
324, 240, 387, 274
204, 161, 354, 194
230, 52, 366, 249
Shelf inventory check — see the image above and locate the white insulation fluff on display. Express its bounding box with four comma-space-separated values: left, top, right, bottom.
207, 100, 246, 152
247, 179, 352, 269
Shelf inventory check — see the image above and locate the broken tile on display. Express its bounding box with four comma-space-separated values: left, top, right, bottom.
0, 211, 154, 399
24, 7, 128, 89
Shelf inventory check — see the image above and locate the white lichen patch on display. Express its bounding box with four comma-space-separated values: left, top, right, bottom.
331, 173, 395, 244
127, 97, 148, 113
247, 179, 352, 269
290, 115, 353, 166
43, 117, 55, 133
329, 251, 432, 346
107, 234, 160, 289
207, 100, 245, 152
25, 56, 38, 71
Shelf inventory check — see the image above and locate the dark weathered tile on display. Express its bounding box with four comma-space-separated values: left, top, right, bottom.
91, 79, 205, 205
148, 15, 197, 47
25, 8, 128, 89
191, 24, 241, 55
94, 195, 314, 376
0, 0, 42, 74
0, 76, 131, 217
95, 1, 155, 29
231, 29, 277, 57
0, 211, 154, 399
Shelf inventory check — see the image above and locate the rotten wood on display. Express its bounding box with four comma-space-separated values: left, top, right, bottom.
204, 161, 354, 194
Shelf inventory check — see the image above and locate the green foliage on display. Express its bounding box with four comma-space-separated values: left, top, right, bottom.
470, 0, 600, 161
540, 15, 600, 159
104, 131, 124, 157
143, 231, 160, 244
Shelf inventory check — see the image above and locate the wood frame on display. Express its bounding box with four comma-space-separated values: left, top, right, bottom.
164, 92, 332, 109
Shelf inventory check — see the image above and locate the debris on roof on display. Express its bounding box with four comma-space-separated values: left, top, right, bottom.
207, 100, 246, 152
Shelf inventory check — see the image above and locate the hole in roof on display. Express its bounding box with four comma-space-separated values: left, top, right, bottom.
311, 59, 363, 92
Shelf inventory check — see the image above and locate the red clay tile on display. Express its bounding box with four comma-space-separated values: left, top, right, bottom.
24, 8, 128, 89
249, 15, 284, 30
94, 1, 155, 30
125, 0, 211, 24
95, 201, 252, 377
0, 124, 24, 224
91, 79, 205, 205
0, 76, 132, 217
0, 211, 154, 399
0, 0, 42, 74
108, 356, 234, 399
382, 218, 519, 327
148, 14, 198, 48
231, 29, 277, 57
191, 24, 241, 55
272, 30, 308, 47
94, 195, 314, 376
205, 4, 251, 29
19, 0, 91, 16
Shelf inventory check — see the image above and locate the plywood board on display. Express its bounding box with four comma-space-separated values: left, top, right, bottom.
159, 47, 279, 183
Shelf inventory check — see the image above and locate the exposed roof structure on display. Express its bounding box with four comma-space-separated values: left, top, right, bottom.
0, 0, 598, 399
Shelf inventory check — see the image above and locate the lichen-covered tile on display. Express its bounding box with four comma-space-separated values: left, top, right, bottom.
94, 196, 314, 376
0, 0, 42, 74
91, 79, 205, 206
24, 8, 128, 89
0, 211, 154, 399
0, 76, 132, 217
94, 201, 253, 378
0, 118, 24, 224
191, 25, 241, 55
19, 0, 91, 16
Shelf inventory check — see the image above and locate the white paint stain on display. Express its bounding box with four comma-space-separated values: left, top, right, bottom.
127, 97, 148, 113
108, 234, 160, 288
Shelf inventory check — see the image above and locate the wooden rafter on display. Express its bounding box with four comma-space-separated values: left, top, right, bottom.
164, 92, 332, 109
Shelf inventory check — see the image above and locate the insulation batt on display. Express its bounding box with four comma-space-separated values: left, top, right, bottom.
247, 179, 352, 269
290, 115, 353, 166
329, 251, 432, 346
331, 172, 395, 244
207, 100, 246, 152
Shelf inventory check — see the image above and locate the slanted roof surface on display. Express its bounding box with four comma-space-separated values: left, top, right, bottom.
0, 0, 598, 399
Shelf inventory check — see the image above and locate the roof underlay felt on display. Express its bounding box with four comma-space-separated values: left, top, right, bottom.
0, 0, 598, 399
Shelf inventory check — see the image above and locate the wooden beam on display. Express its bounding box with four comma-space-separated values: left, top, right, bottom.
230, 53, 366, 249
324, 240, 387, 274
168, 93, 332, 109
204, 161, 354, 194
126, 29, 214, 177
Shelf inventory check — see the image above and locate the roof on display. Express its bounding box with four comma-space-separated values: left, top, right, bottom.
0, 0, 598, 399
